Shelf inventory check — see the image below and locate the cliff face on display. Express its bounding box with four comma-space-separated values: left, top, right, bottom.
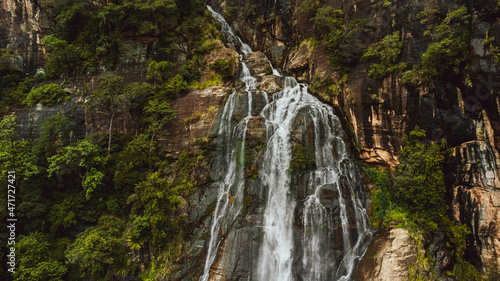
0, 0, 49, 74
2, 0, 500, 279
206, 0, 500, 276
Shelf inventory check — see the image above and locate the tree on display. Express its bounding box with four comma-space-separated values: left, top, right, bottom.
14, 232, 67, 281
41, 35, 81, 78
146, 61, 175, 87
23, 83, 68, 106
0, 114, 39, 180
87, 75, 130, 155
33, 113, 70, 165
393, 126, 449, 230
361, 31, 406, 79
114, 133, 159, 188
48, 140, 106, 199
130, 171, 185, 251
143, 99, 176, 154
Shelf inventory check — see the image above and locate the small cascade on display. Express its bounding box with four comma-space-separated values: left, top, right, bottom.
241, 62, 257, 91
203, 6, 373, 281
239, 38, 253, 54
206, 6, 238, 44
269, 61, 281, 76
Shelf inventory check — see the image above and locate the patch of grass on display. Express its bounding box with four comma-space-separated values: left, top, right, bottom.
189, 74, 223, 89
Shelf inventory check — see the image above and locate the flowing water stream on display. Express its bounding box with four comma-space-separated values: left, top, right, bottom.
202, 6, 373, 281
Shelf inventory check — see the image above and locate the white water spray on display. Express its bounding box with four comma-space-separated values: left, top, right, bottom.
203, 6, 372, 281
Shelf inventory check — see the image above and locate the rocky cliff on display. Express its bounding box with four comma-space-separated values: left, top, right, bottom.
204, 0, 500, 277
1, 0, 500, 280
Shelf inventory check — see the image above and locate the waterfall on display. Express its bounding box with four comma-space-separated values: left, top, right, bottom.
203, 6, 373, 281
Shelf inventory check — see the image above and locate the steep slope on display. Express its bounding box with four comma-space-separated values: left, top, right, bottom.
1, 0, 500, 280
205, 0, 500, 278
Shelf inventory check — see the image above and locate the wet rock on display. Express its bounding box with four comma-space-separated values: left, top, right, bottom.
252, 90, 269, 115
203, 47, 241, 82
245, 116, 266, 148
245, 51, 271, 76
452, 133, 500, 273
426, 230, 453, 274
257, 75, 283, 94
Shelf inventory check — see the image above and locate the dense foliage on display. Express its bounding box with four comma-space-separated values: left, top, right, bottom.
0, 0, 220, 280
362, 31, 406, 79
368, 127, 482, 280
23, 83, 68, 107
403, 7, 471, 88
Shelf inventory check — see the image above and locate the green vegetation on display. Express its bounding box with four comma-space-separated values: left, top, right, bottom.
311, 6, 370, 74
48, 140, 106, 199
0, 103, 209, 279
484, 31, 500, 65
362, 31, 406, 79
403, 7, 470, 88
41, 35, 82, 78
393, 126, 448, 230
144, 99, 177, 152
23, 83, 68, 107
66, 215, 129, 280
297, 2, 370, 100
289, 143, 316, 173
209, 57, 236, 81
408, 232, 438, 281
0, 1, 221, 279
368, 126, 483, 280
40, 0, 182, 76
0, 0, 493, 279
308, 74, 348, 101
87, 75, 131, 155
369, 127, 449, 231
14, 232, 67, 281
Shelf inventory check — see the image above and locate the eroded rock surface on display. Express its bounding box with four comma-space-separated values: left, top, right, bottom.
166, 86, 232, 155
355, 228, 417, 281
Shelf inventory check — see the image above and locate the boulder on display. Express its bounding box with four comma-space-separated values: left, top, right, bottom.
257, 75, 283, 94
355, 227, 418, 281
245, 51, 271, 76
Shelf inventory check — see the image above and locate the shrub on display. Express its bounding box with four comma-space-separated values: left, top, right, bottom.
23, 84, 68, 107
312, 7, 370, 73
362, 31, 406, 79
42, 35, 81, 78
15, 232, 67, 281
393, 126, 450, 231
209, 57, 235, 80
403, 7, 470, 88
453, 260, 482, 281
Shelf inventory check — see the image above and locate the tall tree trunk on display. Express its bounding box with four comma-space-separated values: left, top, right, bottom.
108, 112, 115, 156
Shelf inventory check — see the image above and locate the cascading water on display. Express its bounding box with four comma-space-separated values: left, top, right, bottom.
203, 6, 373, 281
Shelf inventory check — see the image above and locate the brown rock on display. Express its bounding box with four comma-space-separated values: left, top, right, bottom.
245, 51, 271, 76
257, 75, 283, 94
245, 116, 266, 148
355, 227, 418, 281
289, 43, 310, 72
165, 86, 232, 155
203, 47, 241, 81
